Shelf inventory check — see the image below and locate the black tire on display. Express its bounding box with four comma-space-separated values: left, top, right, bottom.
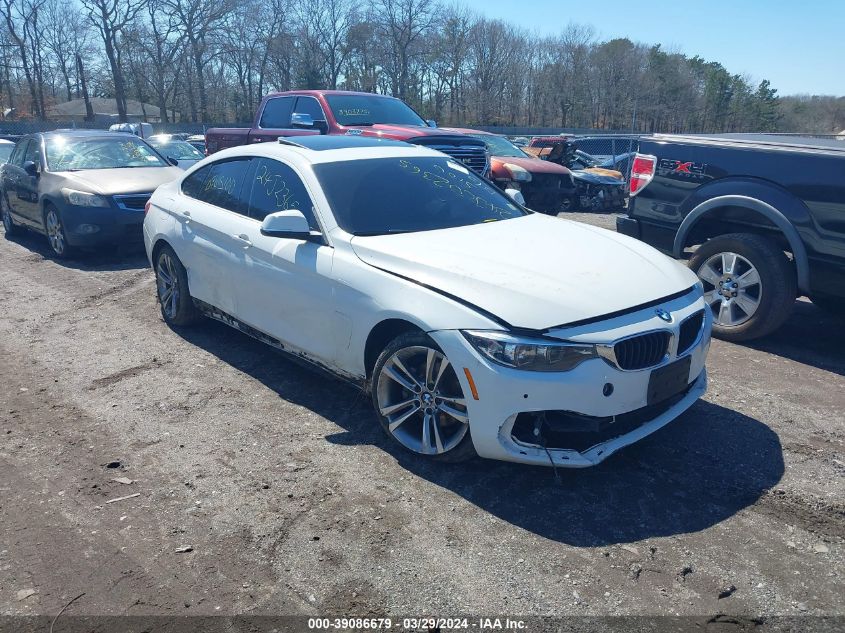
1, 192, 21, 237
43, 204, 75, 258
688, 233, 797, 342
812, 295, 845, 320
153, 244, 201, 327
371, 331, 476, 462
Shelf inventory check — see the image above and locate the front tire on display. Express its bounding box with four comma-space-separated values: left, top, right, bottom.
1, 193, 21, 237
372, 332, 476, 462
688, 233, 797, 341
154, 244, 201, 327
44, 205, 74, 258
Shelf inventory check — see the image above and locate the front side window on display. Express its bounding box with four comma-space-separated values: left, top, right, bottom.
23, 138, 41, 166
259, 96, 294, 129
314, 156, 526, 236
45, 136, 167, 171
246, 158, 319, 230
325, 94, 426, 127
182, 158, 252, 215
294, 96, 326, 122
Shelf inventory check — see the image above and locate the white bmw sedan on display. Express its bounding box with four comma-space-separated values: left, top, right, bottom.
143, 135, 711, 467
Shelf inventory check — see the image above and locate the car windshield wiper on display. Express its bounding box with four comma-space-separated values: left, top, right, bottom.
345, 122, 374, 127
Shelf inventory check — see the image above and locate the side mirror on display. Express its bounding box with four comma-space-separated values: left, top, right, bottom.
291, 112, 314, 129
260, 209, 312, 240
504, 187, 525, 206
23, 160, 38, 177
167, 156, 179, 166
426, 119, 437, 128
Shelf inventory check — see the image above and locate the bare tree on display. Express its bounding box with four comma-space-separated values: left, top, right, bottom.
80, 0, 147, 121
375, 0, 437, 100
163, 0, 232, 122
2, 0, 46, 118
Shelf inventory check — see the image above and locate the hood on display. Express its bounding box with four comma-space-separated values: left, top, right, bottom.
355, 124, 482, 143
57, 166, 183, 195
490, 155, 571, 177
350, 214, 697, 330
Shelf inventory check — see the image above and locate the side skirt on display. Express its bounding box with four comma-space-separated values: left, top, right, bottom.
192, 298, 367, 391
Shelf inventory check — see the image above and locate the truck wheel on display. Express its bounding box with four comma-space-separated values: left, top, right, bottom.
688, 233, 796, 342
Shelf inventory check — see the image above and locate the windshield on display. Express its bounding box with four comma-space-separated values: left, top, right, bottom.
45, 136, 168, 171
325, 94, 426, 127
469, 133, 527, 158
314, 156, 527, 236
148, 139, 204, 161
0, 143, 14, 163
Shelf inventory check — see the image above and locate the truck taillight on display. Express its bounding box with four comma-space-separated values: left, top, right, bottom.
629, 153, 657, 196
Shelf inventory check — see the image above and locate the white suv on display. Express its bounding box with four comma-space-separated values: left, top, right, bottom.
143, 135, 711, 467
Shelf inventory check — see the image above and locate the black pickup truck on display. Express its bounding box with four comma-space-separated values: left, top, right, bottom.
617, 134, 845, 341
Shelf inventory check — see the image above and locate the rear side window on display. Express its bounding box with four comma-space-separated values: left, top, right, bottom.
259, 97, 294, 129
182, 158, 252, 215
181, 164, 210, 198
246, 157, 319, 230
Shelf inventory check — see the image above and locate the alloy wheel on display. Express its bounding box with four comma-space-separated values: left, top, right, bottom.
1, 198, 12, 232
156, 252, 180, 320
45, 209, 66, 255
375, 345, 469, 455
698, 251, 762, 327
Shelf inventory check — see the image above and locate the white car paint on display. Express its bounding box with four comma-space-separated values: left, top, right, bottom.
143, 140, 711, 467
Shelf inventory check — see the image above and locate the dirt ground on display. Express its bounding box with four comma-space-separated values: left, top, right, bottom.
1, 213, 843, 628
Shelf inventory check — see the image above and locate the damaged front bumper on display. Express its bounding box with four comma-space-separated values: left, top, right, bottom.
430, 289, 711, 467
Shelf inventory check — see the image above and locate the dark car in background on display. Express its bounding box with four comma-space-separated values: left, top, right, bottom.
147, 134, 205, 170
1, 130, 182, 257
619, 133, 845, 340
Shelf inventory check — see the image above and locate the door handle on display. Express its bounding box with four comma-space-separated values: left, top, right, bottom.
181, 210, 191, 223
232, 233, 252, 248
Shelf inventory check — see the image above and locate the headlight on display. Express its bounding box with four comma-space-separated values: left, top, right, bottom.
61, 188, 110, 208
462, 330, 596, 372
502, 162, 532, 182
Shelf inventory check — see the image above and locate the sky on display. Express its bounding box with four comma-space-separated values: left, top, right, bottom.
466, 0, 845, 97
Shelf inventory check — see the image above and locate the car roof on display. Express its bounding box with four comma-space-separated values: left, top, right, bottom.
208, 135, 444, 166
269, 89, 403, 99
40, 130, 146, 140
279, 135, 410, 151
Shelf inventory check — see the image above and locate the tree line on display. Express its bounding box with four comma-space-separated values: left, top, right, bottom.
1, 0, 843, 133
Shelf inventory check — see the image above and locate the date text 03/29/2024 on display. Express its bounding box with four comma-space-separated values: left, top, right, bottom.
307, 617, 528, 630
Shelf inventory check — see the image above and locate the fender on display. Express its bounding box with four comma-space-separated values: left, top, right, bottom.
673, 193, 811, 293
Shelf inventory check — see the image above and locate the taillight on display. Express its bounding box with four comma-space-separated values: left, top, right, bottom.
144, 200, 151, 215
629, 153, 657, 196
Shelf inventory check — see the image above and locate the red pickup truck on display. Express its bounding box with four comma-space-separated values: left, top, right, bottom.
205, 90, 490, 176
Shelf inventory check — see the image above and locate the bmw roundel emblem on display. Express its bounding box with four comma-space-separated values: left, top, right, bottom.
655, 308, 673, 323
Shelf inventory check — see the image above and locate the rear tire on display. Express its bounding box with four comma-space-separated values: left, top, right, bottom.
1, 193, 21, 237
688, 233, 796, 342
372, 331, 476, 462
154, 244, 201, 327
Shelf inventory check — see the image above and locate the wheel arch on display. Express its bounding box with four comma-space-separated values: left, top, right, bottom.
673, 195, 810, 293
364, 318, 425, 379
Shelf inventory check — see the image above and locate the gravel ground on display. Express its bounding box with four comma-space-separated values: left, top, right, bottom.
0, 214, 843, 626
